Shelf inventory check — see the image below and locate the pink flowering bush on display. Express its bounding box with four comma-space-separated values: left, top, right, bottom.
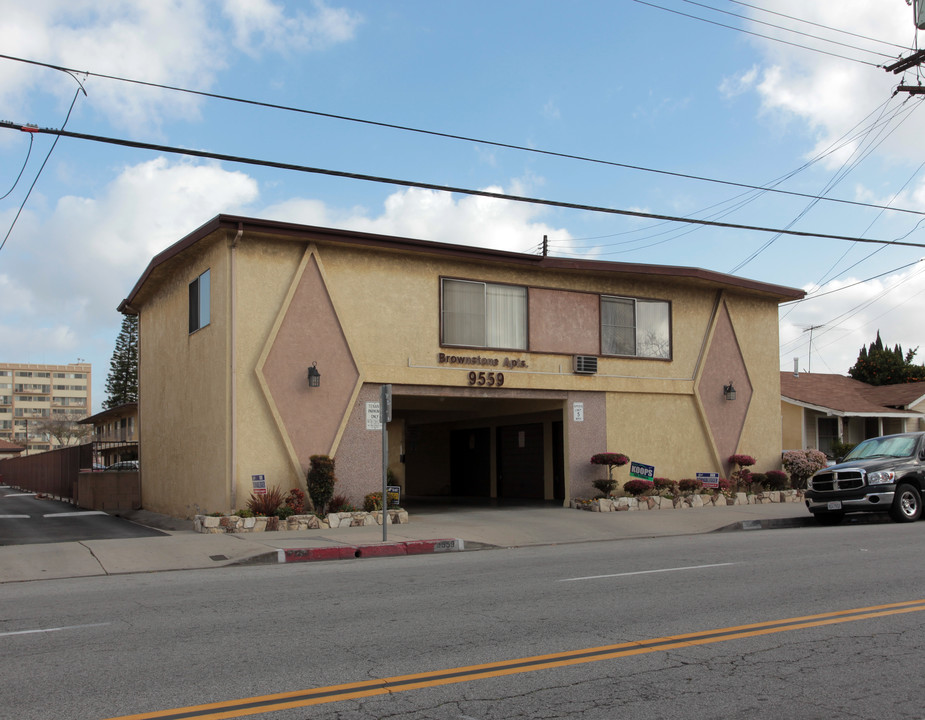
678, 478, 703, 493
590, 452, 630, 491
728, 453, 757, 491
782, 450, 827, 489
623, 479, 653, 497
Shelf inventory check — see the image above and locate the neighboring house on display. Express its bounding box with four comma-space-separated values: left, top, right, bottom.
78, 402, 139, 467
780, 371, 925, 457
119, 215, 803, 519
0, 362, 92, 455
0, 438, 25, 460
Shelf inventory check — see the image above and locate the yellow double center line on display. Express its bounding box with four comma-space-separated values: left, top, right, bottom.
106, 598, 925, 720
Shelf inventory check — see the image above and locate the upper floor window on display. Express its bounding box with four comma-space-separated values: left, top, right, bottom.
601, 296, 671, 359
441, 279, 526, 350
189, 269, 211, 334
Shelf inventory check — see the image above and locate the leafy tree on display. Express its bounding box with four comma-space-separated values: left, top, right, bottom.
847, 331, 925, 386
103, 314, 138, 409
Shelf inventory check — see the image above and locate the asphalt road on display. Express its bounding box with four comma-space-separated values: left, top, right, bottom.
0, 487, 165, 545
4, 519, 925, 719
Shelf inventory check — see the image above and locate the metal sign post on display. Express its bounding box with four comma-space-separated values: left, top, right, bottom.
380, 384, 392, 542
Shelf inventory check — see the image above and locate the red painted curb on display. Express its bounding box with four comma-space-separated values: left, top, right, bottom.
280, 539, 463, 563
284, 546, 356, 563
355, 543, 408, 558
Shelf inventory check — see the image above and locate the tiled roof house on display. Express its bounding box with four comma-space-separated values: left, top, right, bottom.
780, 371, 925, 457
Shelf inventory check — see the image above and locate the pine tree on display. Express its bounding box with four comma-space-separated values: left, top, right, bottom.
847, 330, 925, 385
103, 314, 139, 409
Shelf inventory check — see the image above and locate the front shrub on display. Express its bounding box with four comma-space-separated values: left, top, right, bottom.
623, 479, 653, 497
364, 492, 382, 512
284, 488, 306, 515
653, 477, 677, 495
246, 486, 285, 516
748, 472, 767, 491
328, 494, 356, 514
307, 455, 337, 515
765, 470, 789, 490
678, 478, 703, 493
592, 478, 618, 497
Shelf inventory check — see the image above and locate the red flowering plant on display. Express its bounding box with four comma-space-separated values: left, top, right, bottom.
623, 479, 653, 497
590, 452, 630, 496
765, 470, 789, 491
728, 453, 756, 492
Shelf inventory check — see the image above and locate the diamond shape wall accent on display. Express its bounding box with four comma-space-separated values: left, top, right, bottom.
258, 250, 360, 475
696, 300, 752, 475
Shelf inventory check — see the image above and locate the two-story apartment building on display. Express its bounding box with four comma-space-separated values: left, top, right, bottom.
0, 362, 91, 454
119, 215, 803, 519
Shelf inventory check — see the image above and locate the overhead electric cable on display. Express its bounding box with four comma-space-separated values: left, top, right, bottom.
727, 0, 910, 51
0, 86, 84, 256
3, 120, 925, 251
1, 52, 923, 220
0, 133, 32, 201
631, 0, 887, 67
681, 0, 898, 59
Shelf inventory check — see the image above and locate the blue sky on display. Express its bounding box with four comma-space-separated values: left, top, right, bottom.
2, 0, 925, 412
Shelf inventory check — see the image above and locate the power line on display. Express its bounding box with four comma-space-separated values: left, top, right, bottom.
631, 0, 890, 67
3, 120, 925, 251
1, 52, 924, 220
681, 0, 899, 60
726, 0, 910, 52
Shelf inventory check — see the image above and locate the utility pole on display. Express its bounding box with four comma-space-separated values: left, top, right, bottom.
887, 5, 925, 94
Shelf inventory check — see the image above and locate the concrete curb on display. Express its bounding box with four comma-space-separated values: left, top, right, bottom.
261, 538, 467, 564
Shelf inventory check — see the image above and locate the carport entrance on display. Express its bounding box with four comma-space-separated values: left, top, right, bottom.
394, 390, 566, 502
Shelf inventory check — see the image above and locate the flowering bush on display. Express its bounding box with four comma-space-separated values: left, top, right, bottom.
678, 478, 703, 493
728, 453, 757, 491
782, 450, 827, 489
622, 479, 653, 497
748, 472, 766, 490
653, 477, 677, 495
765, 470, 789, 490
590, 453, 630, 482
284, 488, 306, 515
364, 492, 383, 511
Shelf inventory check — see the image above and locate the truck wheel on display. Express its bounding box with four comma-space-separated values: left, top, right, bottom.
813, 511, 844, 526
890, 483, 922, 523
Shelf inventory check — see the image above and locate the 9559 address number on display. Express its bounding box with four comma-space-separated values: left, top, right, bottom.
467, 371, 504, 387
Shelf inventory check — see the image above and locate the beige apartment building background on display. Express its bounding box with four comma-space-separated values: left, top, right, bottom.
121, 215, 802, 520
0, 362, 91, 454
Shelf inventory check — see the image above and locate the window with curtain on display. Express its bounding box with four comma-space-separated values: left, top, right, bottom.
442, 279, 527, 349
601, 296, 670, 359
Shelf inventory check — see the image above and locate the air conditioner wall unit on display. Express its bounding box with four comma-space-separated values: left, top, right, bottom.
573, 355, 598, 374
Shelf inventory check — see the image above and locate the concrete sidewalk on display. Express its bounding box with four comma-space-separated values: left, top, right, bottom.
0, 501, 815, 583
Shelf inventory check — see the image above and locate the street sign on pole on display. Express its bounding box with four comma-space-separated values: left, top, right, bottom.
381, 384, 392, 542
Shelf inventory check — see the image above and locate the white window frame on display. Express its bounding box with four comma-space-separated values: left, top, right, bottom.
601, 295, 671, 359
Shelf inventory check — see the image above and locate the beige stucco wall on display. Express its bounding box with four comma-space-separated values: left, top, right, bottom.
781, 401, 804, 451
136, 235, 230, 517
134, 225, 791, 516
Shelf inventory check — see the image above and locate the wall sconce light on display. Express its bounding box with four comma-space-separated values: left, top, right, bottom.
723, 381, 736, 401
307, 362, 321, 388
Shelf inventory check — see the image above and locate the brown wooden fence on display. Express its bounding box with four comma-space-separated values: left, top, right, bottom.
0, 443, 94, 501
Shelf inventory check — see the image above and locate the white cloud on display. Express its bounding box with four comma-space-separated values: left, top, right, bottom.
1, 157, 258, 366
264, 184, 575, 255
0, 0, 361, 134
222, 0, 362, 55
780, 262, 925, 374
743, 2, 917, 167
